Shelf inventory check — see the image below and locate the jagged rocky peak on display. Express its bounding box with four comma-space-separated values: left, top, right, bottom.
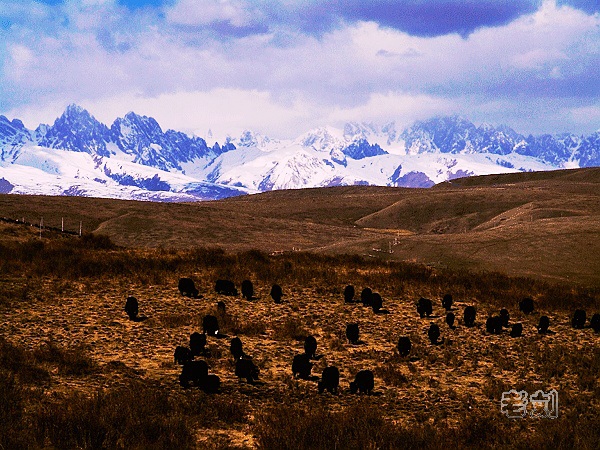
236, 130, 272, 148
298, 126, 343, 151
37, 104, 111, 156
112, 111, 164, 139
343, 122, 379, 141
0, 115, 27, 135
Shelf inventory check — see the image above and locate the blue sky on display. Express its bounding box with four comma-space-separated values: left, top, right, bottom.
1, 0, 599, 140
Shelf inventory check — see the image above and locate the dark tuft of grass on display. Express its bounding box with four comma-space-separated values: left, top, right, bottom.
273, 318, 309, 341
33, 340, 97, 376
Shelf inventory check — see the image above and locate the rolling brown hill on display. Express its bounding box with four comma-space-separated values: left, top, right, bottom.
1, 167, 599, 287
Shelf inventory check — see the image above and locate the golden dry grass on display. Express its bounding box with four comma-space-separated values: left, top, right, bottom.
1, 167, 599, 287
1, 168, 599, 448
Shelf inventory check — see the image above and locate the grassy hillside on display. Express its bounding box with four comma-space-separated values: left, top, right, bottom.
0, 237, 599, 448
1, 168, 599, 448
1, 167, 599, 287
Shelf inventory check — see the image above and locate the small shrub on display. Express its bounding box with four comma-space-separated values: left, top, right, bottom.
273, 318, 308, 341
33, 340, 96, 376
34, 382, 195, 450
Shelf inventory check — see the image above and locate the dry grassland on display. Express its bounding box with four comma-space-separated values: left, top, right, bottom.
1, 167, 599, 449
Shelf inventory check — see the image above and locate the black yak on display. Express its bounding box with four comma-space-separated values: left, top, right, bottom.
217, 301, 226, 315
235, 358, 260, 384
292, 354, 313, 379
230, 337, 248, 361
519, 298, 535, 315
350, 370, 374, 394
428, 323, 442, 345
371, 293, 389, 314
499, 308, 510, 328
202, 374, 221, 394
397, 336, 411, 357
486, 316, 503, 335
344, 285, 355, 303
215, 279, 238, 296
464, 306, 476, 327
241, 280, 254, 300
304, 335, 318, 359
189, 332, 207, 357
178, 278, 199, 298
590, 313, 600, 333
318, 366, 340, 394
538, 316, 551, 334
203, 315, 219, 336
446, 312, 456, 329
442, 294, 453, 311
270, 284, 283, 303
361, 288, 373, 307
572, 309, 586, 329
371, 293, 383, 313
346, 323, 359, 345
174, 346, 192, 365
417, 297, 433, 318
124, 296, 139, 321
179, 360, 208, 388
510, 323, 523, 338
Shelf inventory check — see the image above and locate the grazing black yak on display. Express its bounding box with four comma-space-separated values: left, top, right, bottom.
304, 335, 318, 359
203, 315, 219, 336
318, 366, 340, 394
591, 313, 600, 333
572, 309, 586, 329
179, 360, 209, 388
538, 316, 551, 334
371, 293, 383, 313
346, 323, 360, 345
417, 298, 433, 318
519, 298, 535, 315
486, 316, 503, 335
235, 358, 260, 384
442, 294, 453, 311
510, 323, 523, 338
350, 370, 374, 394
397, 336, 411, 357
270, 284, 283, 303
202, 374, 221, 394
428, 323, 442, 345
178, 278, 199, 298
189, 332, 207, 357
217, 301, 226, 315
124, 296, 139, 320
344, 285, 355, 303
174, 346, 192, 365
446, 312, 456, 329
230, 337, 248, 361
215, 279, 238, 296
464, 306, 476, 327
292, 354, 313, 379
499, 308, 510, 328
241, 280, 254, 300
361, 288, 373, 307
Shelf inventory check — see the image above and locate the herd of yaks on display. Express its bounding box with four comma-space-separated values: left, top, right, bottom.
122, 278, 600, 395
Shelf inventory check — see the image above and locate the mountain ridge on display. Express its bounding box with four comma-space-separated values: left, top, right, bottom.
0, 105, 598, 201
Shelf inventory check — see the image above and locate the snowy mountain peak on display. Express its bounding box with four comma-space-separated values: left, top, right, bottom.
37, 105, 111, 157
1, 106, 599, 202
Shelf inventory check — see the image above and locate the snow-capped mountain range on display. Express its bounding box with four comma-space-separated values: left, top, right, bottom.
1, 104, 598, 201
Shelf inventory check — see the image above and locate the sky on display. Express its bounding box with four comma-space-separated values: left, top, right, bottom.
1, 0, 599, 141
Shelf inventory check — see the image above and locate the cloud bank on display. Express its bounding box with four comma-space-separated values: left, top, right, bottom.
1, 0, 599, 139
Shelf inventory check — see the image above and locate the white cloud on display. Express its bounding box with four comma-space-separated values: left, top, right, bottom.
2, 0, 600, 137
166, 0, 254, 27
